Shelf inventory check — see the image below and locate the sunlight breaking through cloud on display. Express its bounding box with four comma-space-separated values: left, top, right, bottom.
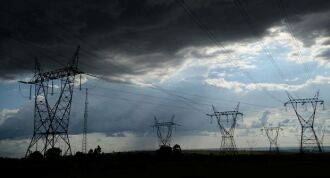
205, 75, 330, 92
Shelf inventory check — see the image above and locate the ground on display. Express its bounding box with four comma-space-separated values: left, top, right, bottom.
1, 151, 330, 178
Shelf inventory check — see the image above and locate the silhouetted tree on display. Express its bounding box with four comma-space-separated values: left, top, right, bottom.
88, 149, 94, 155
45, 147, 62, 159
75, 151, 84, 158
94, 145, 102, 155
157, 145, 172, 155
28, 151, 43, 160
173, 144, 182, 155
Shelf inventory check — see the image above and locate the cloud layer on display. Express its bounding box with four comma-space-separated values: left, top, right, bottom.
0, 0, 330, 82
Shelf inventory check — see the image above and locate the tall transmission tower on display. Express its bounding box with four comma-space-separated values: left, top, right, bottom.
207, 103, 243, 152
284, 91, 324, 153
261, 125, 283, 152
152, 115, 179, 147
82, 88, 88, 154
20, 46, 84, 156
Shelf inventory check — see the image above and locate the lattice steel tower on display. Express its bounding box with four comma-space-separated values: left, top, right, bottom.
20, 46, 84, 156
261, 125, 283, 152
284, 91, 324, 152
152, 115, 179, 147
207, 103, 243, 152
82, 88, 88, 154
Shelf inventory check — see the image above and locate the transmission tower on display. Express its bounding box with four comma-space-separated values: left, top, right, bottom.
20, 46, 84, 156
82, 88, 88, 154
207, 103, 243, 152
319, 128, 327, 150
261, 125, 283, 152
152, 115, 179, 147
284, 91, 324, 153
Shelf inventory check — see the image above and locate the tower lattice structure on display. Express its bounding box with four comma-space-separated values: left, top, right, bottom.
284, 91, 324, 153
261, 125, 283, 152
152, 115, 179, 147
82, 88, 88, 154
207, 103, 243, 152
20, 46, 84, 156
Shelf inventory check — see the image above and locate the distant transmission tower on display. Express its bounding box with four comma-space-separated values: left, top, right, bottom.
152, 115, 179, 147
261, 125, 283, 152
82, 88, 88, 154
319, 128, 326, 150
207, 103, 243, 152
284, 91, 324, 153
20, 46, 84, 156
245, 139, 256, 152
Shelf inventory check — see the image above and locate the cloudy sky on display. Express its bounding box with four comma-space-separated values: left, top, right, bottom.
1, 0, 330, 157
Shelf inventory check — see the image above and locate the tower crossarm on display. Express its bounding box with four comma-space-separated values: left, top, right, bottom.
20, 68, 83, 84
284, 98, 324, 106
220, 111, 243, 116
211, 111, 243, 116
152, 122, 178, 127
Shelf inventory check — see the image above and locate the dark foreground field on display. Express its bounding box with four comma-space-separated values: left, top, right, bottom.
1, 151, 330, 178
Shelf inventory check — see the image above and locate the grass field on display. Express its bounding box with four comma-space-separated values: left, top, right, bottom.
1, 151, 330, 178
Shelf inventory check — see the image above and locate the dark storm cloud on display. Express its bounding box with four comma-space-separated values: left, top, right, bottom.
316, 48, 330, 60
0, 103, 33, 139
0, 0, 330, 80
322, 39, 330, 46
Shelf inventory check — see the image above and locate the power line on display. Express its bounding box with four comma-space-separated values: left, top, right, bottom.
0, 8, 107, 73
76, 91, 207, 113
176, 0, 283, 104
231, 0, 301, 98
17, 5, 120, 73
5, 2, 285, 107
6, 1, 291, 115
79, 79, 282, 115
276, 0, 316, 88
0, 10, 67, 67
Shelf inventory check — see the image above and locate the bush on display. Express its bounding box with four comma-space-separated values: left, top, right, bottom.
88, 149, 94, 155
94, 145, 102, 155
75, 151, 84, 158
173, 144, 182, 155
157, 145, 172, 155
28, 151, 43, 160
45, 147, 62, 159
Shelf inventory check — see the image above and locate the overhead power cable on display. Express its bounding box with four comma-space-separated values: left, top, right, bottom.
176, 0, 283, 104
276, 0, 317, 91
231, 0, 302, 98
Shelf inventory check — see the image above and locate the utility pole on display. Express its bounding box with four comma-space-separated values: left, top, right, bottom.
152, 115, 179, 147
284, 91, 324, 153
20, 46, 84, 157
82, 88, 88, 154
207, 103, 243, 152
261, 125, 283, 152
